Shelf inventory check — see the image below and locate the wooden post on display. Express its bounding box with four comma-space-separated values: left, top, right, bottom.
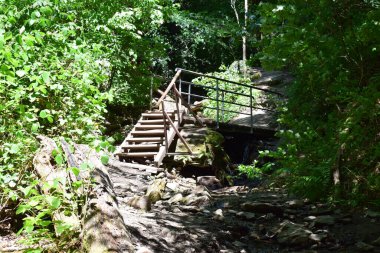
188, 83, 192, 105
162, 102, 169, 154
163, 110, 192, 154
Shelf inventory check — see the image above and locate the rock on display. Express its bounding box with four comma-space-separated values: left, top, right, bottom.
286, 199, 304, 209
356, 241, 375, 252
309, 233, 327, 243
126, 196, 151, 211
213, 209, 224, 220
276, 220, 313, 247
366, 210, 380, 218
197, 176, 222, 190
136, 247, 154, 253
236, 211, 256, 221
315, 215, 336, 225
174, 128, 230, 180
166, 182, 179, 191
193, 185, 211, 195
240, 202, 283, 216
168, 193, 184, 204
184, 194, 211, 207
372, 236, 380, 246
146, 178, 166, 203
304, 216, 317, 222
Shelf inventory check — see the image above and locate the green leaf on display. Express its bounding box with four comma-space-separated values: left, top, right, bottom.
47, 116, 54, 123
41, 71, 50, 84
16, 70, 26, 77
71, 167, 80, 177
39, 110, 48, 118
55, 154, 64, 165
31, 123, 39, 132
16, 204, 31, 214
100, 155, 109, 165
9, 144, 20, 154
49, 196, 61, 209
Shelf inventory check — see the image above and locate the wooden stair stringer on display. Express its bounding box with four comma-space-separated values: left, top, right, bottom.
154, 110, 185, 167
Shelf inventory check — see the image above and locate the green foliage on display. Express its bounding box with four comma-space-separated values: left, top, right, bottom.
193, 63, 259, 122
238, 161, 263, 180
258, 0, 380, 204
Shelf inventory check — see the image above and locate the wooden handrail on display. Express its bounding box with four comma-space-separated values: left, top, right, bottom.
156, 69, 182, 107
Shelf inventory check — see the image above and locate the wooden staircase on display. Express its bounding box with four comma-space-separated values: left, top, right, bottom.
115, 109, 184, 167
115, 69, 203, 167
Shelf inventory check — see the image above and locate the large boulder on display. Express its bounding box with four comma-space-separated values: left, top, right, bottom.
174, 127, 230, 181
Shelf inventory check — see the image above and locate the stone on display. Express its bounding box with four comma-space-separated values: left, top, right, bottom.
275, 220, 313, 247
174, 128, 230, 180
184, 194, 211, 207
314, 215, 336, 225
136, 247, 154, 253
168, 193, 184, 204
166, 182, 179, 191
355, 241, 375, 252
213, 209, 224, 220
286, 199, 304, 209
240, 202, 283, 216
372, 236, 380, 246
197, 176, 222, 190
309, 233, 327, 243
236, 211, 256, 221
146, 178, 166, 203
126, 196, 151, 211
366, 210, 380, 218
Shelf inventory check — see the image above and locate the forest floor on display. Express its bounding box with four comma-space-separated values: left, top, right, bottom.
109, 161, 380, 253
1, 160, 380, 252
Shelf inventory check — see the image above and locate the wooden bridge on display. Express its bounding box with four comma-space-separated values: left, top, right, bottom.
115, 68, 283, 167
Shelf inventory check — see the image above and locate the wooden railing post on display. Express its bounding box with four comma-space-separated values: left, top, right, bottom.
162, 102, 169, 154
188, 83, 191, 105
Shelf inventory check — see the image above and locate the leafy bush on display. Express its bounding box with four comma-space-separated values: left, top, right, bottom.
258, 1, 380, 204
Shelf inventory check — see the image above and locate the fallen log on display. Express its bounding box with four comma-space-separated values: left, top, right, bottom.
33, 136, 133, 253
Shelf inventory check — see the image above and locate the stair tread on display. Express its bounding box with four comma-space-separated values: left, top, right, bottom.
135, 125, 168, 129
126, 137, 163, 142
122, 144, 160, 149
139, 119, 170, 124
116, 152, 157, 157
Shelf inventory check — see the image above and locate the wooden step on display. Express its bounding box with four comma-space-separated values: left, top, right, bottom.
122, 144, 160, 150
126, 137, 163, 143
139, 119, 170, 124
116, 152, 157, 158
131, 130, 165, 136
142, 113, 175, 118
135, 124, 168, 130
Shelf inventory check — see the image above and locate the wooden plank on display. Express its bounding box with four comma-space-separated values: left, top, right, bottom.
139, 119, 170, 124
163, 110, 192, 154
154, 111, 184, 166
131, 130, 165, 136
156, 69, 182, 106
135, 124, 167, 130
126, 137, 163, 143
116, 152, 156, 158
122, 144, 160, 150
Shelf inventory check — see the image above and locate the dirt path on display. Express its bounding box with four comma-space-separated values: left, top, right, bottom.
108, 161, 380, 253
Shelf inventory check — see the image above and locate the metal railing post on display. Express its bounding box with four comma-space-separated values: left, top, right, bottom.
188, 83, 191, 105
221, 91, 225, 122
150, 77, 153, 111
216, 80, 220, 128
250, 87, 253, 133
179, 76, 182, 115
